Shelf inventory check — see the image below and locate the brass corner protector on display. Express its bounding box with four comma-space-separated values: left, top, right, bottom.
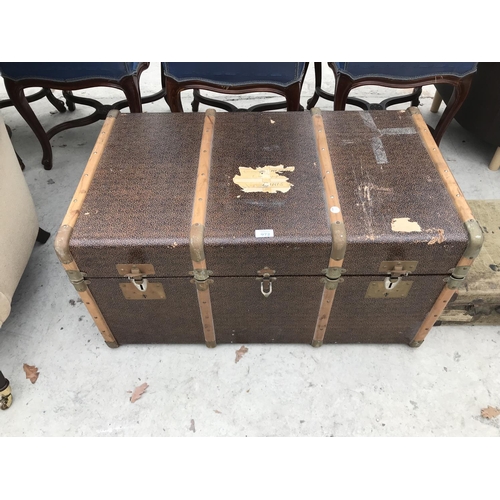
206, 340, 217, 348
54, 224, 74, 265
409, 340, 424, 348
190, 223, 205, 263
407, 106, 420, 115
311, 340, 323, 348
66, 269, 89, 292
445, 275, 466, 290
105, 341, 119, 349
310, 107, 322, 116
330, 222, 347, 262
464, 219, 484, 259
205, 108, 216, 118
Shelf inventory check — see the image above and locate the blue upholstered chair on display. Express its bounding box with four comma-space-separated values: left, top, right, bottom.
0, 62, 149, 169
307, 62, 478, 145
162, 62, 307, 112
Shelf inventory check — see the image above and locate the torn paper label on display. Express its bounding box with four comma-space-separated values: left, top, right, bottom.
391, 217, 422, 233
233, 165, 295, 193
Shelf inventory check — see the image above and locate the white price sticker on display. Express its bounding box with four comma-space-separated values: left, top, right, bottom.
255, 229, 274, 238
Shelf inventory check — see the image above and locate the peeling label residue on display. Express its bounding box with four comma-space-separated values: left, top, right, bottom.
233, 165, 295, 193
427, 228, 445, 245
391, 217, 422, 233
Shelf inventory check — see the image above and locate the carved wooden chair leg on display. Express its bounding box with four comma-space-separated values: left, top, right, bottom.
63, 90, 76, 111
165, 78, 183, 112
307, 62, 323, 110
431, 91, 443, 113
333, 73, 354, 110
489, 147, 500, 171
191, 89, 202, 112
4, 79, 54, 170
4, 124, 25, 171
432, 74, 474, 145
0, 370, 12, 410
44, 89, 67, 113
120, 75, 143, 113
285, 81, 302, 111
36, 228, 50, 244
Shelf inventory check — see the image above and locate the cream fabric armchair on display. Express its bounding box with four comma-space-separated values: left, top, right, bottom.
1, 112, 50, 408
0, 112, 43, 328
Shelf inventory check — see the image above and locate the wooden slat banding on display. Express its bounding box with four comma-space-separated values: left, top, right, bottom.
54, 110, 119, 347
190, 109, 217, 346
409, 107, 482, 346
311, 108, 346, 346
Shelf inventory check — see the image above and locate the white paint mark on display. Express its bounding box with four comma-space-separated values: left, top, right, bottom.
379, 127, 416, 135
359, 112, 378, 131
371, 137, 388, 164
330, 206, 340, 213
360, 112, 416, 165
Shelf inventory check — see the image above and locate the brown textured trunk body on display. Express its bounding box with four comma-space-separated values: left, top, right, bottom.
56, 108, 478, 347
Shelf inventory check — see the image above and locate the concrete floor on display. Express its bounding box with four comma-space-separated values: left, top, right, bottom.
0, 63, 499, 436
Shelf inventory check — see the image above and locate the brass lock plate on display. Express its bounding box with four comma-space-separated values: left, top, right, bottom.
120, 282, 166, 300
365, 281, 413, 299
378, 261, 418, 274
116, 264, 155, 276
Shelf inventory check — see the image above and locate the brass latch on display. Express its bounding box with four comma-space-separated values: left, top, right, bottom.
116, 264, 166, 300
256, 268, 276, 298
379, 261, 417, 291
116, 264, 155, 292
366, 261, 417, 299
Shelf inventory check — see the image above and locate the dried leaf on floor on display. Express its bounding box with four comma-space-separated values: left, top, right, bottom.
235, 346, 248, 363
481, 406, 500, 419
23, 364, 39, 384
130, 382, 148, 403
190, 419, 196, 432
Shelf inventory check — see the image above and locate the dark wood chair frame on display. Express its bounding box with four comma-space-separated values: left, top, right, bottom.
163, 63, 309, 113
3, 62, 149, 170
0, 87, 68, 113
307, 62, 476, 145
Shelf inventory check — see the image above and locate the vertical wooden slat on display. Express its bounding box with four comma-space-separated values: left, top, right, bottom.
54, 110, 119, 347
191, 109, 217, 347
409, 107, 482, 347
311, 108, 346, 346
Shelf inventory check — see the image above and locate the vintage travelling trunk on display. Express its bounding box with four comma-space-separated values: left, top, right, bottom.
55, 108, 483, 348
440, 200, 500, 325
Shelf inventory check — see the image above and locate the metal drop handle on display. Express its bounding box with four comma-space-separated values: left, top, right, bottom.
261, 280, 273, 298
